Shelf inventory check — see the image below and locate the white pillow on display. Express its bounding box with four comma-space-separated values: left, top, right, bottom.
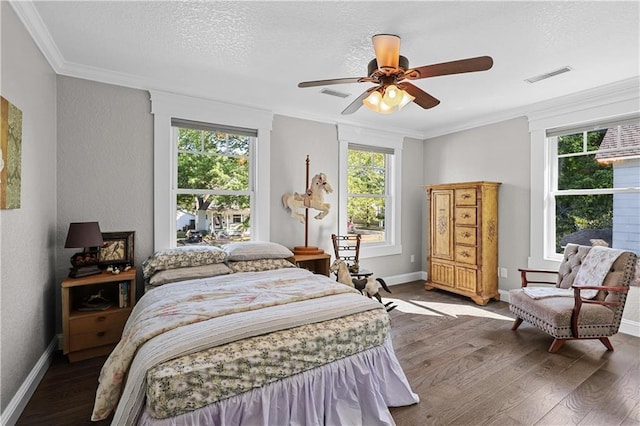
148, 263, 232, 286
223, 241, 294, 261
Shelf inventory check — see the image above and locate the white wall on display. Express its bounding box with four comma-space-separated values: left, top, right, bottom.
422, 117, 531, 292
56, 76, 154, 308
0, 2, 57, 412
270, 115, 425, 279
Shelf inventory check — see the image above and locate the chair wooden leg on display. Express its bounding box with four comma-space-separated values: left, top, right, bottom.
511, 317, 523, 330
548, 339, 566, 353
599, 337, 614, 351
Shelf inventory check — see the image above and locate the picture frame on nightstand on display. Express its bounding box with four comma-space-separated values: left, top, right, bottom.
98, 231, 134, 267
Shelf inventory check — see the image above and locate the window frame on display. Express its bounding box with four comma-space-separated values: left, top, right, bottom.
150, 90, 272, 251
527, 81, 639, 269
546, 124, 639, 256
338, 124, 403, 259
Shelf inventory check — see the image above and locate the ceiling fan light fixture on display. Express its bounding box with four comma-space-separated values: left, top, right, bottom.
398, 90, 415, 110
363, 90, 383, 112
378, 99, 394, 114
372, 34, 400, 69
382, 85, 402, 107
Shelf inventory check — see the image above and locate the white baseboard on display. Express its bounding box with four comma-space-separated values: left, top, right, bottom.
0, 337, 57, 426
619, 319, 640, 337
380, 270, 425, 286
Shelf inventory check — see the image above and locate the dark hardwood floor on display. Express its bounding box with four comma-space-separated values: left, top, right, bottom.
17, 281, 640, 425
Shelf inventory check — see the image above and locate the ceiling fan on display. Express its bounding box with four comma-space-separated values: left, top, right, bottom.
298, 34, 493, 115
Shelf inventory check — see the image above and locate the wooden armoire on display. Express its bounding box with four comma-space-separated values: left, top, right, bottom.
424, 181, 501, 305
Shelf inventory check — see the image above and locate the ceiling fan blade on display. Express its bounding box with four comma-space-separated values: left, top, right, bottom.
398, 82, 440, 109
298, 77, 364, 88
341, 87, 378, 115
372, 34, 400, 70
404, 56, 493, 80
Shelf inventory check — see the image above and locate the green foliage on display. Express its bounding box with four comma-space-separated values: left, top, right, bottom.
347, 149, 386, 229
554, 130, 613, 251
176, 128, 250, 212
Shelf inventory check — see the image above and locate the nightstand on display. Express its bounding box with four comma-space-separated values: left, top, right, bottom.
293, 253, 331, 276
61, 268, 136, 362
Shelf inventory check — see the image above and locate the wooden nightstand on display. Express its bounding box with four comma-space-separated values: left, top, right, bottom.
293, 253, 331, 276
61, 268, 136, 362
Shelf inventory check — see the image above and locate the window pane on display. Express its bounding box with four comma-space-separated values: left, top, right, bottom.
555, 194, 613, 252
203, 131, 227, 155
557, 133, 582, 155
177, 194, 250, 246
558, 154, 613, 190
227, 134, 250, 156
586, 129, 607, 152
347, 196, 385, 243
177, 153, 249, 190
348, 150, 385, 195
177, 128, 202, 152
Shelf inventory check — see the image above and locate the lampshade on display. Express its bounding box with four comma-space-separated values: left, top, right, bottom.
372, 34, 401, 70
382, 85, 402, 107
398, 90, 415, 110
65, 222, 104, 248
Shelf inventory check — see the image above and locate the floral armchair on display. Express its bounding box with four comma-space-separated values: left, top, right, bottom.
509, 244, 637, 353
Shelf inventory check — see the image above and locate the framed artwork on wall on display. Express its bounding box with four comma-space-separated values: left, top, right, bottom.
98, 231, 135, 267
1, 96, 23, 209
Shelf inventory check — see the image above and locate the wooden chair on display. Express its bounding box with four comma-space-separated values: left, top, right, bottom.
331, 234, 372, 280
509, 244, 637, 353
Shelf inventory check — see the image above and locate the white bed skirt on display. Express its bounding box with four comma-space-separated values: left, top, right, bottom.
138, 336, 419, 426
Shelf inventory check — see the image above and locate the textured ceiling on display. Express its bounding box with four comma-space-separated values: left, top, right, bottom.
15, 1, 640, 137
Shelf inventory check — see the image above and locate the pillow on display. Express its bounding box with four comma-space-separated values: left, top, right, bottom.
223, 241, 294, 261
228, 258, 296, 273
142, 246, 227, 278
148, 263, 232, 287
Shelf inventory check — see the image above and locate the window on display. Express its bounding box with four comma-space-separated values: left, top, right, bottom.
150, 90, 272, 250
338, 124, 403, 258
548, 119, 640, 255
347, 146, 391, 243
173, 119, 254, 246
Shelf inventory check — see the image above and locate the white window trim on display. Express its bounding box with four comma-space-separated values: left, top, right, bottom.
527, 78, 639, 270
150, 90, 273, 251
337, 124, 403, 259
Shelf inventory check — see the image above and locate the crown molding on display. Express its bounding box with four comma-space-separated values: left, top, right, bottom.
10, 1, 64, 71
11, 0, 638, 143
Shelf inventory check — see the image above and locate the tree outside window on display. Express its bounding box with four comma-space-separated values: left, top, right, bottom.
175, 126, 253, 245
347, 147, 389, 243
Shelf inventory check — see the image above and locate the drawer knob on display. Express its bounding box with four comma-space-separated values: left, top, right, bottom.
97, 316, 107, 322
462, 193, 471, 199
463, 232, 471, 238
462, 213, 471, 218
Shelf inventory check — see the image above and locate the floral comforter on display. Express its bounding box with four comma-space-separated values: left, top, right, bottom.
91, 267, 384, 424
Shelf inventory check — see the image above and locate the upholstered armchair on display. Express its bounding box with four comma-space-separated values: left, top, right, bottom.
509, 244, 637, 353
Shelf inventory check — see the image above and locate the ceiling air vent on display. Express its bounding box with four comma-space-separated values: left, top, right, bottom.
320, 88, 350, 98
525, 66, 573, 83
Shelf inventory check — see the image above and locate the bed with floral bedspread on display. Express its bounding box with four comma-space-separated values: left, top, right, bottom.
91, 242, 418, 425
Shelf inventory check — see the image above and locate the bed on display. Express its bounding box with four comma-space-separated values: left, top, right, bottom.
91, 242, 419, 425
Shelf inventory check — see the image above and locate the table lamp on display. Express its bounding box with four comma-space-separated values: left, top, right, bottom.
65, 221, 104, 278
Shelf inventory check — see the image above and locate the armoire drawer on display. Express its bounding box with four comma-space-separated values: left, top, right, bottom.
455, 246, 477, 264
455, 188, 477, 205
455, 227, 476, 245
455, 207, 477, 225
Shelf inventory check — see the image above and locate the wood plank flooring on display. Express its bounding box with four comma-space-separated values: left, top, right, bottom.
17, 281, 640, 425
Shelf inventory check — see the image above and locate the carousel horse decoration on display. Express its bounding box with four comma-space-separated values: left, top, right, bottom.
282, 172, 333, 224
330, 258, 396, 312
